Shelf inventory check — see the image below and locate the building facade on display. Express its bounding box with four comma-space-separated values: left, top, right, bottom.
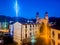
12, 22, 40, 45
9, 12, 60, 45
51, 28, 60, 45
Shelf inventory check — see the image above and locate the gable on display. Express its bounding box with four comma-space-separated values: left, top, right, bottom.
13, 22, 22, 26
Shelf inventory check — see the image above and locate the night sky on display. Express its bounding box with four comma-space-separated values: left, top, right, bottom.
0, 0, 60, 19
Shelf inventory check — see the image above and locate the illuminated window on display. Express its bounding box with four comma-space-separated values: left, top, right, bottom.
58, 34, 60, 39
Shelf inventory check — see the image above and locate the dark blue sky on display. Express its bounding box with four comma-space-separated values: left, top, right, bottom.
0, 0, 60, 19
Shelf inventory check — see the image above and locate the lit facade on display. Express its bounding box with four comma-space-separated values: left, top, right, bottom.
12, 22, 39, 45
51, 28, 60, 45
9, 12, 60, 45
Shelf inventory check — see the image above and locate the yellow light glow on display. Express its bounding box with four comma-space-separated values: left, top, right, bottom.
0, 29, 9, 33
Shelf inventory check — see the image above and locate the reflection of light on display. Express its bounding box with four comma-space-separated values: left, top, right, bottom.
40, 24, 50, 44
3, 22, 7, 29
40, 32, 50, 44
4, 23, 7, 28
4, 24, 6, 28
31, 33, 36, 44
14, 0, 19, 17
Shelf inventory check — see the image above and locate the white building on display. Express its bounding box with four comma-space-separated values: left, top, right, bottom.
9, 21, 39, 45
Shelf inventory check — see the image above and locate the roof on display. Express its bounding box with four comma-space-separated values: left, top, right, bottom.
51, 25, 60, 30
10, 19, 36, 25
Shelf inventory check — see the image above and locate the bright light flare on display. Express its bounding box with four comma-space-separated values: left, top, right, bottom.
14, 0, 19, 17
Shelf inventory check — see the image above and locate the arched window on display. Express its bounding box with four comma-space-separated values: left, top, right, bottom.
40, 23, 44, 33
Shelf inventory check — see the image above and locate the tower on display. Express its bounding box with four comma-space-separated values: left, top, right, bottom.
43, 12, 50, 45
36, 12, 40, 23
39, 12, 51, 45
45, 12, 48, 20
44, 12, 49, 25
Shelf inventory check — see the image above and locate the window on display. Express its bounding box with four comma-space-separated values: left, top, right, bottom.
58, 34, 60, 39
30, 28, 31, 31
25, 30, 27, 33
30, 33, 31, 36
25, 25, 27, 32
40, 23, 44, 33
36, 24, 37, 27
52, 31, 54, 38
30, 25, 31, 31
25, 34, 27, 38
58, 43, 60, 45
25, 25, 27, 28
52, 40, 55, 45
30, 25, 31, 28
